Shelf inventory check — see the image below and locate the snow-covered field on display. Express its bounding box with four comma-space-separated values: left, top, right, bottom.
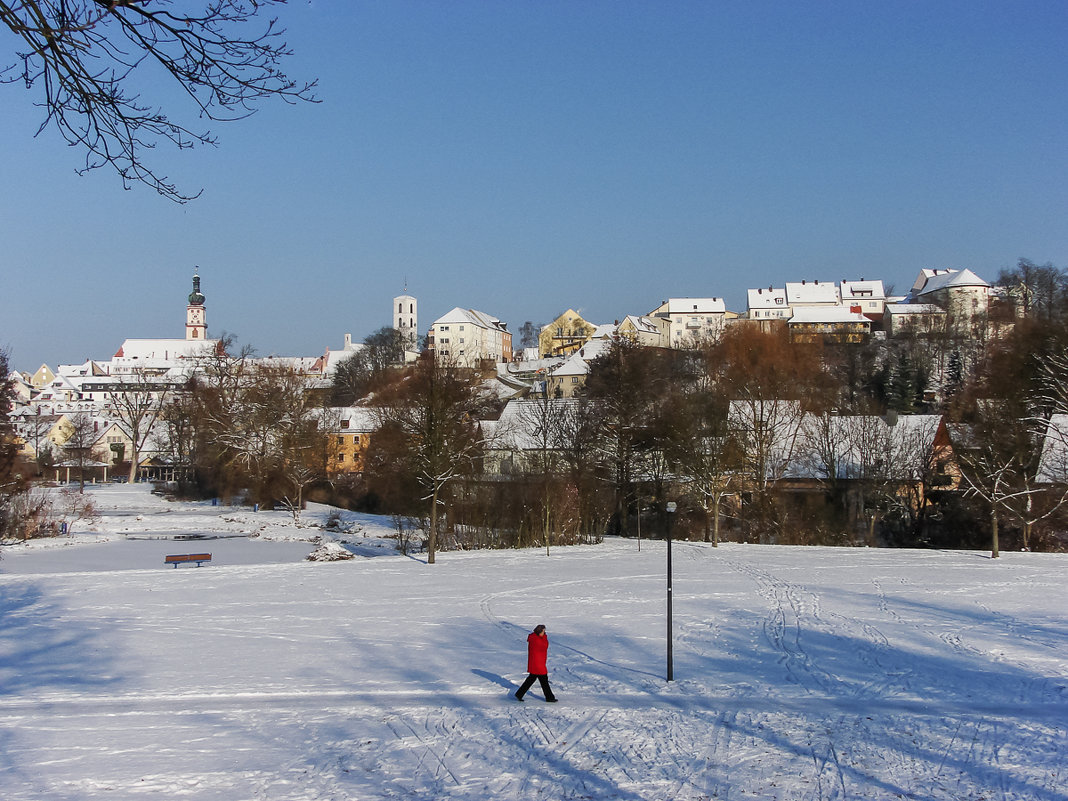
0, 485, 1065, 800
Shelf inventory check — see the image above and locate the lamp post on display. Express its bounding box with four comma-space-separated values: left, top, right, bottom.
666, 501, 676, 682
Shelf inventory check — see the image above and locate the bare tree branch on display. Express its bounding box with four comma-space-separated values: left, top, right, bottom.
1, 0, 317, 201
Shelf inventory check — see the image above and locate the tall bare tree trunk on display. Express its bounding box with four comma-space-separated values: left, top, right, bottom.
712, 495, 721, 547
991, 508, 1000, 559
428, 485, 440, 564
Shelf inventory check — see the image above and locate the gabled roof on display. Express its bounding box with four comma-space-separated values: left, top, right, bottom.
432, 307, 507, 332
916, 269, 990, 297
786, 281, 839, 305
491, 398, 581, 450
747, 286, 788, 309
839, 280, 886, 300
551, 338, 611, 377
618, 315, 662, 335
328, 406, 378, 432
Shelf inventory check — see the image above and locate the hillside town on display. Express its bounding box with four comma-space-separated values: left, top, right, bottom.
4, 262, 1068, 558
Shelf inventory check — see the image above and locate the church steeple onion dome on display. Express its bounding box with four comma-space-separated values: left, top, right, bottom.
188, 272, 205, 306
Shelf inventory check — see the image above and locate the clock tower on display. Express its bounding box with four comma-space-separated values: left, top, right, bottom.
186, 271, 207, 340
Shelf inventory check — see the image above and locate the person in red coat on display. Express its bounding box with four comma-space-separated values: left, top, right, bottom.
515, 624, 558, 702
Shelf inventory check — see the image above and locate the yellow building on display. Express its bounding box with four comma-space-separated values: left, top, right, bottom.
539, 310, 598, 357
326, 408, 378, 477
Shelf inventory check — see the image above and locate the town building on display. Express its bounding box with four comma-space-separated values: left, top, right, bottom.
426, 308, 512, 367
647, 298, 730, 346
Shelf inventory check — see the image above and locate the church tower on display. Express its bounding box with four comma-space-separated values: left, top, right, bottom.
186, 271, 207, 340
393, 290, 418, 349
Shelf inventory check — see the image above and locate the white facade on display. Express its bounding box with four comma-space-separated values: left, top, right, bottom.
747, 286, 791, 320
393, 293, 418, 349
428, 307, 511, 367
913, 269, 990, 328
648, 298, 728, 346
839, 279, 886, 315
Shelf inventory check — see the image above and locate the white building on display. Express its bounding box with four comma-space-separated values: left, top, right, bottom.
747, 286, 790, 320
427, 308, 512, 367
912, 268, 990, 329
648, 298, 729, 346
839, 279, 887, 316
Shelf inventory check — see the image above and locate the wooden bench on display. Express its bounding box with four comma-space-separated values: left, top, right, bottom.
164, 553, 212, 568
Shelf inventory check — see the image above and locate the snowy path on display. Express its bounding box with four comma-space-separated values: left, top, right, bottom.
0, 489, 1065, 799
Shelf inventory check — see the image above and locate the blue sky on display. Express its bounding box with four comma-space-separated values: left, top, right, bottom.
3, 1, 1067, 370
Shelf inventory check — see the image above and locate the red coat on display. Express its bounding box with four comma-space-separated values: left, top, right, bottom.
527, 632, 548, 674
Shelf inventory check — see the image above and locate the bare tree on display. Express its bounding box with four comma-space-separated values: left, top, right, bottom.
152, 386, 199, 492
106, 371, 172, 483
55, 486, 98, 535
370, 357, 485, 564
668, 386, 737, 546
1, 1, 317, 201
554, 395, 608, 541
62, 412, 99, 492
515, 395, 571, 554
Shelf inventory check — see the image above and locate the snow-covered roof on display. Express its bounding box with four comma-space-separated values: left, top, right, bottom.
432, 307, 508, 332
114, 338, 220, 362
491, 398, 581, 450
839, 280, 886, 300
320, 345, 365, 376
551, 338, 611, 377
785, 281, 839, 305
789, 307, 870, 324
786, 414, 944, 480
619, 315, 662, 335
915, 269, 990, 297
652, 298, 727, 315
330, 407, 378, 432
747, 286, 788, 309
911, 268, 955, 293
